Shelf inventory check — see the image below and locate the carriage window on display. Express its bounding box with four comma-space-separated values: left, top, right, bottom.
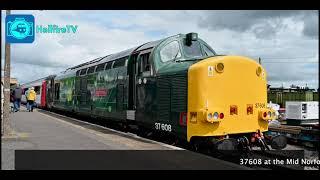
80, 68, 88, 75
105, 61, 114, 70
34, 86, 41, 95
202, 45, 215, 56
87, 66, 96, 74
96, 62, 106, 72
160, 41, 181, 62
113, 57, 127, 68
54, 83, 60, 100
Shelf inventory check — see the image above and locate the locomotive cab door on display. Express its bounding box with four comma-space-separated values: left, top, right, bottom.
135, 49, 156, 128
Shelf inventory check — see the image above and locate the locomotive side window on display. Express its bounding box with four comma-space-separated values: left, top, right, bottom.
113, 57, 127, 68
96, 62, 106, 72
105, 61, 114, 70
80, 68, 88, 76
76, 70, 81, 76
160, 41, 181, 62
87, 66, 96, 74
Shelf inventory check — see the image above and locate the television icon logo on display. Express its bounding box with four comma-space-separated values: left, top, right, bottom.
6, 14, 35, 43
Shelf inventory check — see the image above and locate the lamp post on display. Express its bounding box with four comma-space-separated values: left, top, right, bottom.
2, 10, 12, 137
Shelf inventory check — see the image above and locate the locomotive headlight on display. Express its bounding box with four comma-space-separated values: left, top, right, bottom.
207, 113, 213, 120
213, 112, 219, 120
268, 111, 272, 118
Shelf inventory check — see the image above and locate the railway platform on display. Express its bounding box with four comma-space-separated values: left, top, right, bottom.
1, 106, 249, 170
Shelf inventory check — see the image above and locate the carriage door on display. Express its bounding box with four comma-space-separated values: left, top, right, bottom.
46, 77, 55, 109
135, 49, 155, 126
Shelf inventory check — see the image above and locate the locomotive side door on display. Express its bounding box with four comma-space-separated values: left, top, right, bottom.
78, 68, 91, 113
135, 49, 156, 128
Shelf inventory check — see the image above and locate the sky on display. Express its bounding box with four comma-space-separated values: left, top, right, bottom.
1, 10, 319, 89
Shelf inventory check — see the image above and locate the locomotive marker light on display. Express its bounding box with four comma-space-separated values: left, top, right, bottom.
215, 63, 224, 73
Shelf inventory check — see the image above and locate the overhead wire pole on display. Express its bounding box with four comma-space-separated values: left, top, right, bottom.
2, 10, 13, 137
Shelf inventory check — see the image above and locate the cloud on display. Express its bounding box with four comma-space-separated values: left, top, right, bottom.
197, 10, 318, 39
1, 10, 318, 89
302, 11, 319, 38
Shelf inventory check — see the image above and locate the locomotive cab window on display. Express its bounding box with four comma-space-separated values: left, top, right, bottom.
183, 39, 202, 58
138, 52, 152, 76
160, 41, 181, 62
202, 44, 215, 56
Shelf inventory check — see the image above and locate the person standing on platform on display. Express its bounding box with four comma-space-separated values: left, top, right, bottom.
27, 87, 36, 112
13, 86, 23, 112
25, 88, 30, 110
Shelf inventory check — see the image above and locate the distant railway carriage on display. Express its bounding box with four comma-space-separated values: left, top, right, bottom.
21, 78, 46, 108
21, 75, 56, 108
22, 33, 283, 151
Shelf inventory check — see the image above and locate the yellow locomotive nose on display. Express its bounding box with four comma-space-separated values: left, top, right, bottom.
187, 56, 270, 142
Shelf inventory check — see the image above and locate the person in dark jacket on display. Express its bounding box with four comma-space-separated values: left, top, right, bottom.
10, 89, 15, 112
13, 86, 23, 112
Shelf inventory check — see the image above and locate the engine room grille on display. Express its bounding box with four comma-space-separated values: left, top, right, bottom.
157, 73, 187, 122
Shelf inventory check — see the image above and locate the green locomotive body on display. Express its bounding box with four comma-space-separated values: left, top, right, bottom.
24, 32, 284, 150
50, 33, 215, 141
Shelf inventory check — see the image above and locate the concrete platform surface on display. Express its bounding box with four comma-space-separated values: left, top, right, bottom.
2, 106, 248, 170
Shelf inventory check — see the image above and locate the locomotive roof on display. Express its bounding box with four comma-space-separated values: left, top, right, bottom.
99, 46, 137, 64
56, 34, 180, 78
135, 39, 163, 52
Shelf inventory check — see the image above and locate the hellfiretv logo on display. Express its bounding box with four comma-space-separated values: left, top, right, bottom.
36, 25, 78, 34
5, 14, 78, 44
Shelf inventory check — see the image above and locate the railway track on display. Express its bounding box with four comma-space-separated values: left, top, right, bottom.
37, 108, 318, 170
268, 124, 319, 149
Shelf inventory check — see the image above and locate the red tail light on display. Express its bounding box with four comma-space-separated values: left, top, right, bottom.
219, 113, 224, 119
263, 112, 267, 118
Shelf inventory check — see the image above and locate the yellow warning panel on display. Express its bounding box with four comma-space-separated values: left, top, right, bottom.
187, 56, 270, 142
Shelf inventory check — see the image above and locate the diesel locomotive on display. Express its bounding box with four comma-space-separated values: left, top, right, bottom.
21, 33, 285, 151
